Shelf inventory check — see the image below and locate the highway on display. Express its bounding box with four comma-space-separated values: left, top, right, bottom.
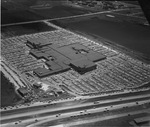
2, 97, 150, 127
1, 89, 150, 125
28, 106, 150, 127
1, 89, 150, 116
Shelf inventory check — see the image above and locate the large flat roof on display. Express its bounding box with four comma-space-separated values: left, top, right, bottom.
28, 41, 106, 77
27, 37, 52, 48
70, 58, 97, 74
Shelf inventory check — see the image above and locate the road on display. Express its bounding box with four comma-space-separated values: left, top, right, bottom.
1, 89, 150, 115
1, 89, 150, 125
28, 106, 150, 127
2, 98, 150, 127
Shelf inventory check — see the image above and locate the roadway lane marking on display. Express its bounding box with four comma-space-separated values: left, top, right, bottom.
26, 101, 150, 127
1, 95, 150, 121
1, 93, 150, 117
2, 100, 149, 127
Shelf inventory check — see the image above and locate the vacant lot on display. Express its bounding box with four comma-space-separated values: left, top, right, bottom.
116, 8, 142, 15
1, 72, 21, 107
1, 10, 43, 25
134, 13, 146, 18
2, 5, 90, 25
2, 22, 56, 38
30, 5, 90, 19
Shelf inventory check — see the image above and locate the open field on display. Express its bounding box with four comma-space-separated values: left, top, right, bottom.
134, 13, 146, 18
30, 5, 91, 19
1, 22, 56, 38
1, 72, 22, 107
115, 8, 142, 15
1, 0, 138, 25
110, 12, 148, 24
1, 4, 91, 25
1, 10, 43, 25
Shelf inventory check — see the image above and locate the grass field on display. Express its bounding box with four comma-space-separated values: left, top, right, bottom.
1, 10, 44, 25
30, 5, 90, 19
115, 8, 142, 15
1, 72, 22, 108
134, 13, 146, 18
1, 22, 56, 38
2, 5, 91, 25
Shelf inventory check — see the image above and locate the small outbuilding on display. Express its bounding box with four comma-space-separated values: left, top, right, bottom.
17, 87, 28, 97
33, 82, 42, 89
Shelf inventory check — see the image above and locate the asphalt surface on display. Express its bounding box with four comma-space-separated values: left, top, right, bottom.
1, 95, 150, 124
2, 89, 150, 116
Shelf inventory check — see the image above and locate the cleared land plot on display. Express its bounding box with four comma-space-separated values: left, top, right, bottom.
115, 8, 143, 15
1, 22, 56, 38
1, 72, 22, 107
30, 5, 91, 19
134, 13, 146, 18
109, 12, 148, 27
1, 10, 43, 25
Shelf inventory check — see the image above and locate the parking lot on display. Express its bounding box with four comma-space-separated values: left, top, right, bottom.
1, 28, 150, 97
